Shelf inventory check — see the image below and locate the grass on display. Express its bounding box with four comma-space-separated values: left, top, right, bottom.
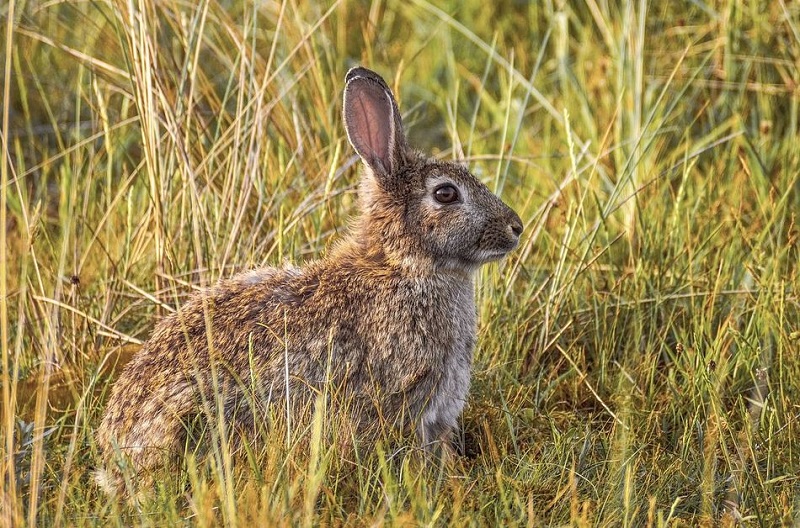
2, 0, 799, 525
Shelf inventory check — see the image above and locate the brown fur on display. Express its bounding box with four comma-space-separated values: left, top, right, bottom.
95, 67, 522, 497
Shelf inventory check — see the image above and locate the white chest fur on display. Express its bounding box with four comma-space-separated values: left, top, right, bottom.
416, 278, 476, 447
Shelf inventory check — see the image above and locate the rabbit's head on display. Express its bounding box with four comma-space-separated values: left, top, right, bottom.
343, 67, 523, 274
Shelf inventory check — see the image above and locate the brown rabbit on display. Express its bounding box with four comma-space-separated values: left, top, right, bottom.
95, 67, 523, 497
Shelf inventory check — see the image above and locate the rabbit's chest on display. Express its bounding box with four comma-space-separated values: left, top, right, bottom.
420, 327, 475, 418
413, 291, 477, 434
362, 276, 477, 421
401, 280, 476, 362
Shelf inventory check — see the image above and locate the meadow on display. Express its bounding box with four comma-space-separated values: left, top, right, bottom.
2, 0, 799, 525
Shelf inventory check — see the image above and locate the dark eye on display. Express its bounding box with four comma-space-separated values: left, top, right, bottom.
433, 184, 460, 204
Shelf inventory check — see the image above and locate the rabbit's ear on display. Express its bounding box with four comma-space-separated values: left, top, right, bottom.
343, 67, 406, 180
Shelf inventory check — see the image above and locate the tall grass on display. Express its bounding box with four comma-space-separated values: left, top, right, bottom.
2, 0, 799, 525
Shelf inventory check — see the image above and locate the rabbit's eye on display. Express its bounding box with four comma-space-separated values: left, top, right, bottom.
433, 184, 460, 204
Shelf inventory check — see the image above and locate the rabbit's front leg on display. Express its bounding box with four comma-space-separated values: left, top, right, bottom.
417, 372, 469, 454
417, 416, 455, 453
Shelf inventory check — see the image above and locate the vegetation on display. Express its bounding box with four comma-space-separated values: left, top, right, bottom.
2, 0, 798, 525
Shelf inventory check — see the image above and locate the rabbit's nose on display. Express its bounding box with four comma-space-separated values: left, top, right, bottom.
508, 213, 523, 238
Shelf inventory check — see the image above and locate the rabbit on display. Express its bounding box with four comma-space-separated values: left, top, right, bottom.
94, 66, 523, 498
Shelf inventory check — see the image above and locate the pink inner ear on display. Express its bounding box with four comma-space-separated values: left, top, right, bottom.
352, 92, 389, 168
345, 80, 394, 175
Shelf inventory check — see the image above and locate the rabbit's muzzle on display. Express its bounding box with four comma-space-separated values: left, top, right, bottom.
475, 206, 523, 262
